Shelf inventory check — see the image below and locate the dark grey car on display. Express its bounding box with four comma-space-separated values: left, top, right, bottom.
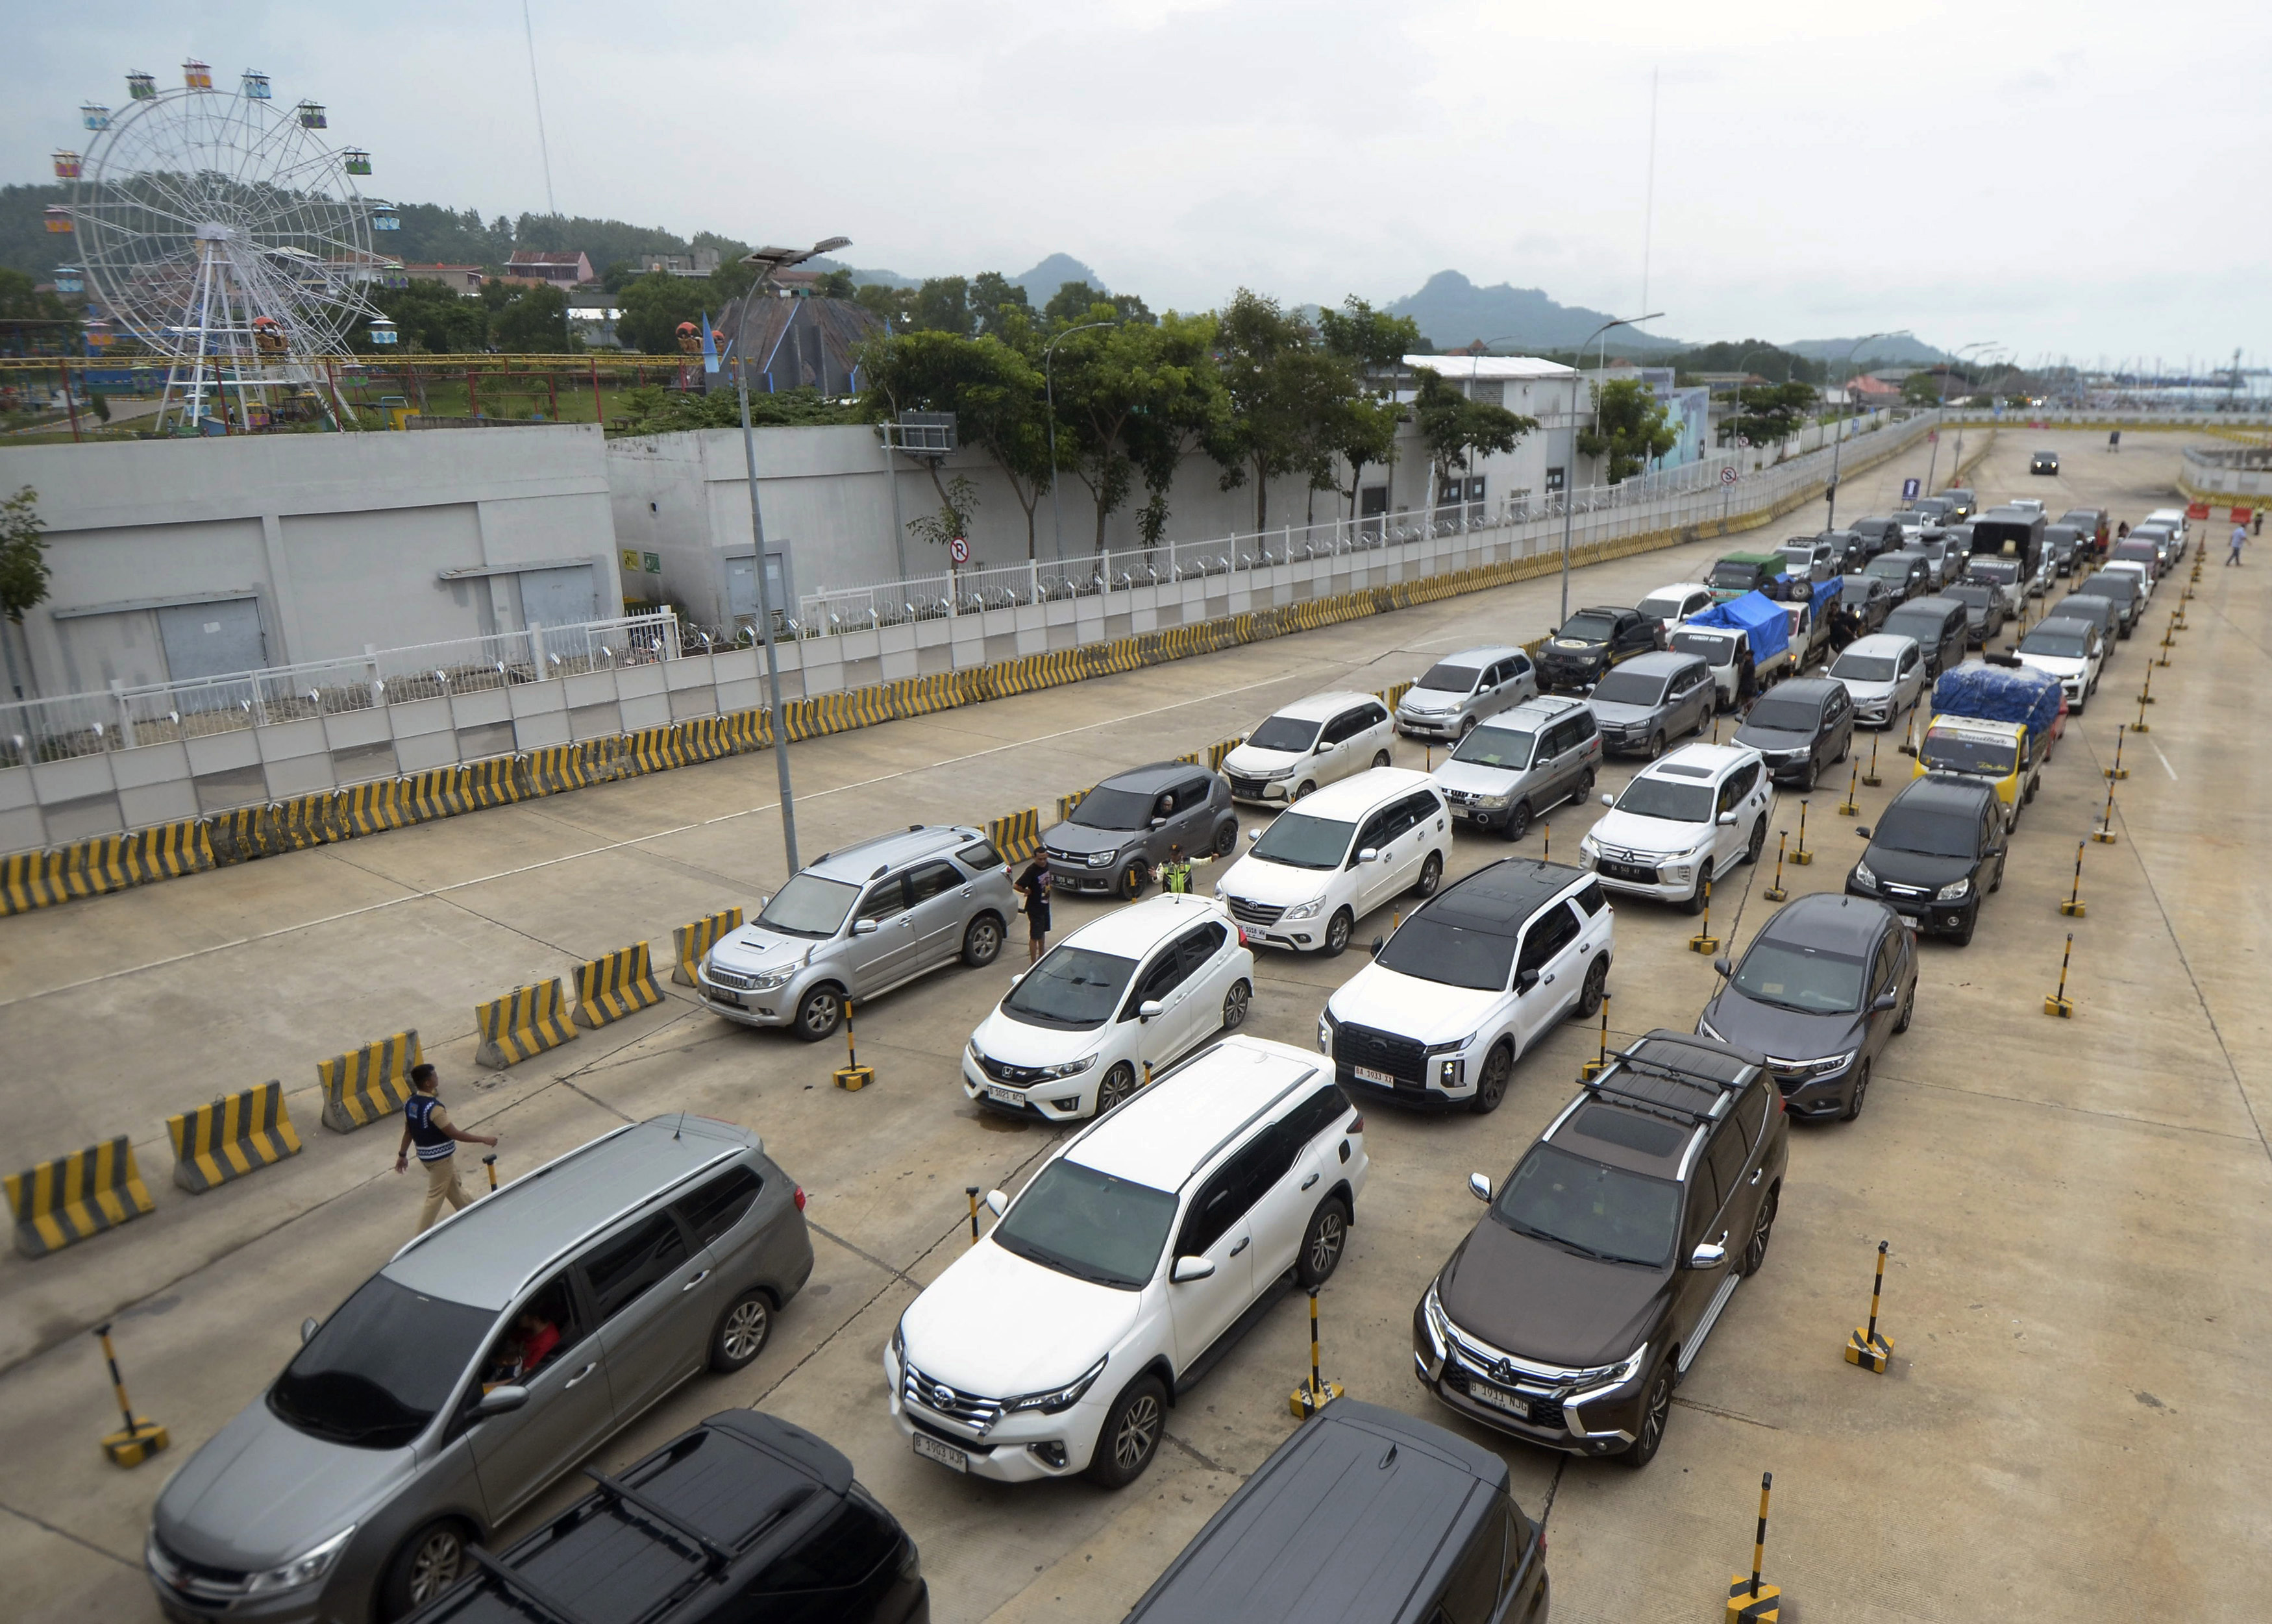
1733, 677, 1855, 791
1585, 651, 1716, 758
147, 1118, 814, 1624
1944, 580, 2008, 646
1699, 892, 1916, 1122
1043, 762, 1239, 898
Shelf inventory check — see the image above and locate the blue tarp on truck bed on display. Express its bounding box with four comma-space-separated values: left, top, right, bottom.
1687, 591, 1791, 662
1932, 663, 2061, 737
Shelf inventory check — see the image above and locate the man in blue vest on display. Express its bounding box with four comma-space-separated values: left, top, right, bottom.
394, 1063, 499, 1234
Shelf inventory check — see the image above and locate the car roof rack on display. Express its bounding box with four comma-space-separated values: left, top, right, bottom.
584, 1464, 735, 1571
1581, 1039, 1751, 1127
463, 1543, 592, 1624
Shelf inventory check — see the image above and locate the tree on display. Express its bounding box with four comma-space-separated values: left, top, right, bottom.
615, 271, 709, 354
1047, 310, 1224, 552
600, 261, 641, 294
858, 329, 1056, 559
1043, 282, 1105, 327
1727, 381, 1817, 447
1209, 289, 1350, 532
367, 278, 489, 352
909, 277, 972, 336
489, 283, 569, 351
0, 485, 49, 700
1316, 295, 1421, 377
611, 385, 855, 436
1577, 378, 1678, 483
906, 475, 980, 557
812, 268, 856, 300
1901, 371, 1947, 407
1411, 369, 1537, 499
854, 282, 914, 330
967, 273, 1030, 338
1315, 297, 1424, 517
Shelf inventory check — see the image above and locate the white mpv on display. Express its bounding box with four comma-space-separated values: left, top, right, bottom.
962, 893, 1255, 1122
1579, 743, 1774, 912
1216, 769, 1449, 955
1220, 691, 1396, 804
889, 1035, 1368, 1486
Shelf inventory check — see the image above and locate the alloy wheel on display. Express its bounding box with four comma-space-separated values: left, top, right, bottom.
722, 1298, 771, 1363
1113, 1393, 1161, 1471
1098, 1063, 1139, 1112
1305, 1207, 1346, 1279
407, 1527, 465, 1606
1221, 980, 1251, 1031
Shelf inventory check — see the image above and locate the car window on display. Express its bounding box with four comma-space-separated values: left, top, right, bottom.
1679, 1166, 1720, 1249
676, 1164, 763, 1247
1361, 702, 1389, 729
1574, 880, 1607, 916
1435, 1514, 1503, 1624
1122, 944, 1193, 1018
478, 1273, 582, 1390
1174, 922, 1229, 978
1353, 806, 1401, 856
1322, 708, 1364, 745
1704, 1122, 1751, 1216
955, 839, 1003, 872
1171, 776, 1213, 812
1178, 1136, 1278, 1258
1514, 902, 1580, 978
1279, 1083, 1353, 1146
1870, 935, 1899, 996
582, 1212, 691, 1322
905, 859, 963, 905
269, 1275, 497, 1450
1401, 790, 1442, 828
858, 875, 908, 923
752, 1497, 900, 1594
1732, 1083, 1770, 1151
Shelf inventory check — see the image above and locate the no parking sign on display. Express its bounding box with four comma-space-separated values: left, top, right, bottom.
949, 537, 970, 564
1720, 467, 1738, 486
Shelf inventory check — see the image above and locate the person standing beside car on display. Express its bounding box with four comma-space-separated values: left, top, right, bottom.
395, 1063, 497, 1235
1015, 858, 1053, 961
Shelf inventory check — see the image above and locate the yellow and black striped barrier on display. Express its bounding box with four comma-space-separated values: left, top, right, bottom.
1845, 1240, 1895, 1372
1, 849, 70, 913
475, 978, 580, 1070
627, 725, 687, 776
572, 941, 665, 1028
462, 757, 522, 810
166, 1081, 302, 1194
671, 905, 744, 987
6, 1137, 155, 1259
317, 1029, 423, 1133
399, 767, 468, 824
338, 779, 407, 835
518, 743, 592, 798
1056, 789, 1089, 823
987, 807, 1042, 863
95, 1322, 169, 1468
1725, 1472, 1781, 1621
1377, 680, 1414, 711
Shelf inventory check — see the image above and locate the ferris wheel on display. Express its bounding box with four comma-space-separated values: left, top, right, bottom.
55, 61, 393, 432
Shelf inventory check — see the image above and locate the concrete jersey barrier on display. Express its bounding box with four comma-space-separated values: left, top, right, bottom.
6, 1136, 156, 1259
167, 1081, 303, 1194
475, 978, 580, 1070
671, 907, 745, 987
573, 942, 665, 1028
318, 1029, 423, 1133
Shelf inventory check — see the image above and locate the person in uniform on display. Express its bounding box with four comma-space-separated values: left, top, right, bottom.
395, 1063, 499, 1235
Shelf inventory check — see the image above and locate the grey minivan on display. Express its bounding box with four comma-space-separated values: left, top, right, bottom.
1429, 695, 1601, 840
698, 824, 1016, 1040
1881, 597, 1969, 680
147, 1117, 814, 1624
1394, 645, 1538, 741
1585, 650, 1716, 758
1043, 762, 1239, 898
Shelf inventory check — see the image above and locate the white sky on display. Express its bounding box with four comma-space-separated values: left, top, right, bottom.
10, 0, 2267, 369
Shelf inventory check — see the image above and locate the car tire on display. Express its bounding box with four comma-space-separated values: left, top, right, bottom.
708, 1289, 773, 1372
1085, 1375, 1167, 1488
1118, 857, 1152, 900
1414, 850, 1443, 898
961, 914, 1003, 967
1742, 1184, 1780, 1273
1950, 907, 1977, 948
1574, 954, 1609, 1020
379, 1519, 476, 1621
1296, 1197, 1351, 1288
1097, 1061, 1140, 1113
1799, 757, 1816, 793
1648, 730, 1666, 759
1744, 818, 1766, 865
1682, 870, 1709, 916
1294, 780, 1316, 801
1220, 979, 1251, 1033
1320, 907, 1354, 958
1468, 1042, 1513, 1114
1503, 800, 1532, 842
1894, 981, 1915, 1033
1621, 1357, 1674, 1470
793, 984, 843, 1043
1212, 819, 1239, 858
1842, 1059, 1872, 1122
1373, 749, 1394, 769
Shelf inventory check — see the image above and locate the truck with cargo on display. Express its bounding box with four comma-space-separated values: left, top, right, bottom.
1668, 590, 1793, 710
1912, 659, 2064, 829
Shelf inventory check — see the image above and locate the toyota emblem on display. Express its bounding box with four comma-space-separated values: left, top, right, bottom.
930, 1382, 957, 1408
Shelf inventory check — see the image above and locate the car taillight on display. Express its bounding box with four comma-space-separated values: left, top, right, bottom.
1346, 1114, 1364, 1134
1235, 924, 1248, 947
793, 1186, 807, 1210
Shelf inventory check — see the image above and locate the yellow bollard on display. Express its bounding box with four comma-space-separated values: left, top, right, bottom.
2092, 779, 2119, 844
95, 1324, 168, 1468
2060, 841, 2087, 917
1288, 1288, 1344, 1418
966, 1187, 982, 1245
1789, 800, 1814, 865
1725, 1472, 1781, 1621
1861, 728, 1882, 787
1580, 991, 1612, 1081
1763, 832, 1789, 902
2104, 730, 2129, 780
1844, 1241, 1895, 1373
1836, 760, 1860, 817
832, 997, 875, 1090
2128, 695, 2151, 735
482, 1153, 499, 1193
1687, 878, 1720, 954
2044, 932, 2076, 1017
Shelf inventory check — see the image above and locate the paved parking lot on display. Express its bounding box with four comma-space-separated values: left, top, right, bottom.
5, 425, 2266, 1623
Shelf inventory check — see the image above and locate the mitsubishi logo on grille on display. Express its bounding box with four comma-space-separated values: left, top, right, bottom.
930, 1381, 957, 1408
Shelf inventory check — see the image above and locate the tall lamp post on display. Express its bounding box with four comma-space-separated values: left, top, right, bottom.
1823, 330, 1903, 532
1557, 312, 1662, 624
733, 234, 850, 876
1924, 339, 1997, 499
1043, 319, 1117, 563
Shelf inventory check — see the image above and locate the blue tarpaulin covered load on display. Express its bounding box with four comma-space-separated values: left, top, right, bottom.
1686, 591, 1791, 663
1933, 662, 2061, 737
1810, 578, 1842, 615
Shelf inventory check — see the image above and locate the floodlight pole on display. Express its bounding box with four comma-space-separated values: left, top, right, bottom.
1824, 330, 1897, 532
1558, 312, 1662, 625
1925, 340, 1997, 498
1044, 321, 1116, 563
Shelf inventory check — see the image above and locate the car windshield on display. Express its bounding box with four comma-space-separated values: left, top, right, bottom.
1837, 580, 1877, 604
1615, 775, 1713, 823
1883, 611, 1943, 643
1921, 727, 2018, 776
1452, 724, 1533, 770
1248, 713, 1322, 754
1001, 946, 1137, 1031
1636, 595, 1688, 622
1559, 612, 1617, 641
1733, 940, 1866, 1013
1744, 698, 1819, 733
1592, 669, 1669, 705
1830, 652, 1896, 682
2076, 577, 2135, 602
1416, 661, 1484, 694
1492, 1143, 1679, 1267
1874, 804, 1982, 858
1946, 584, 1994, 608
1375, 914, 1516, 992
1864, 557, 1910, 579
2019, 627, 2090, 658
1250, 811, 1353, 870
992, 1158, 1177, 1290
1667, 630, 1733, 666
758, 872, 860, 939
1709, 561, 1760, 588
1969, 561, 2019, 583
269, 1275, 493, 1449
1067, 786, 1155, 831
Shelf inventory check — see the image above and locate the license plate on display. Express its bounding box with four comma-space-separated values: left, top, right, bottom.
912, 1433, 969, 1472
1354, 1065, 1395, 1087
1467, 1381, 1530, 1420
706, 989, 741, 1007
984, 1085, 1024, 1106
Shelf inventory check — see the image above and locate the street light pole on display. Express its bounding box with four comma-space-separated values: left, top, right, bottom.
1925, 339, 1996, 499
1044, 320, 1117, 563
734, 235, 850, 876
1823, 330, 1900, 532
1557, 312, 1662, 625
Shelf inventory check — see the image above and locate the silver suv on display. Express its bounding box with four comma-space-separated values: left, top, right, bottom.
1394, 646, 1538, 741
147, 1117, 813, 1624
699, 824, 1015, 1040
1431, 695, 1602, 841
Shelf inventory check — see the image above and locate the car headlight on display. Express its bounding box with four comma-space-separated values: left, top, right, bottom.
1005, 1354, 1107, 1415
1086, 850, 1116, 868
748, 966, 796, 991
243, 1526, 356, 1595
1037, 1054, 1097, 1080
1786, 1050, 1857, 1078
1853, 859, 1877, 889
1426, 1033, 1477, 1057
1698, 1015, 1725, 1042
1596, 1344, 1650, 1390
1318, 1009, 1339, 1054
967, 1039, 984, 1064
1474, 790, 1513, 809
1262, 764, 1298, 780
891, 1319, 905, 1366
1935, 877, 1971, 901
1283, 898, 1325, 921
1422, 1281, 1453, 1358
1579, 833, 1601, 857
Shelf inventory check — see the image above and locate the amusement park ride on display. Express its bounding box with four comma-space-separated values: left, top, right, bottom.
46, 60, 398, 434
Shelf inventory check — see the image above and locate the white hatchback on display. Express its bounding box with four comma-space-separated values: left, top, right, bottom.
1216, 769, 1450, 955
963, 894, 1254, 1122
1579, 742, 1774, 911
1221, 691, 1396, 804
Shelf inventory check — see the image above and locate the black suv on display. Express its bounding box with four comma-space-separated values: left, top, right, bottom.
1124, 1400, 1548, 1624
404, 1411, 926, 1624
1944, 580, 2008, 646
1733, 676, 1855, 789
1846, 774, 2007, 946
1414, 1030, 1788, 1468
1847, 516, 1905, 558
2031, 449, 2060, 474
1539, 606, 1661, 691
1940, 487, 1979, 521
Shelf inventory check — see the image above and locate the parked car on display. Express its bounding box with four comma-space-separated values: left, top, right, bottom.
2058, 507, 2110, 552
1431, 695, 1601, 840
1943, 580, 2008, 647
1961, 557, 2027, 616
400, 1411, 926, 1624
1912, 495, 1958, 528
1321, 858, 1612, 1114
1861, 549, 1931, 603
1821, 528, 1872, 572
1394, 645, 1538, 742
1828, 633, 1926, 728
699, 826, 1013, 1042
2008, 497, 2047, 516
2031, 449, 2060, 474
1847, 516, 1906, 557
2042, 523, 2088, 576
964, 893, 1253, 1122
1044, 763, 1241, 900
889, 1035, 1367, 1486
1635, 581, 1717, 635
1705, 552, 1790, 602
2116, 530, 2172, 576
1584, 650, 1716, 757
1847, 774, 2008, 946
147, 1118, 813, 1624
1698, 892, 1916, 1122
1216, 769, 1448, 955
1940, 487, 1979, 521
2101, 558, 2156, 603
1579, 741, 1773, 912
1888, 511, 1932, 547
1732, 676, 1855, 789
1222, 692, 1396, 804
2014, 617, 2105, 711
2056, 589, 2125, 651
1413, 1029, 1788, 1468
2069, 571, 2142, 637
1538, 606, 1661, 691
1835, 572, 1895, 632
2144, 506, 2191, 555
1881, 597, 1969, 679
1122, 1400, 1548, 1624
1776, 537, 1838, 583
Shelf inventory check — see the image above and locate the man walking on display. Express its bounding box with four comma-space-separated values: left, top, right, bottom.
395, 1063, 499, 1234
2228, 522, 2247, 567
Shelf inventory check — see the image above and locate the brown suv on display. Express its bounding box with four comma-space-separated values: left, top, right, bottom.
1412, 1030, 1788, 1468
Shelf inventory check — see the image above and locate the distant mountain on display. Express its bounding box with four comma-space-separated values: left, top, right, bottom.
1385, 271, 1683, 355
1011, 253, 1106, 302
807, 256, 917, 289
1783, 334, 1951, 366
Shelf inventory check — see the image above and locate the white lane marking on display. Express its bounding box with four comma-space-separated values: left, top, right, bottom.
2151, 741, 2177, 781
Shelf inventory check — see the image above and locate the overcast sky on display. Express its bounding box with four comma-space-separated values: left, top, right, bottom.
10, 0, 2267, 369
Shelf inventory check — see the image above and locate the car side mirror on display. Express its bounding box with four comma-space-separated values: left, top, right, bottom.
474, 1384, 529, 1418
1150, 817, 1167, 830
1356, 847, 1380, 864
1368, 936, 1384, 956
756, 894, 771, 911
984, 1189, 1009, 1217
1689, 1240, 1729, 1270
1514, 967, 1540, 993
1600, 793, 1615, 807
1138, 999, 1165, 1022
1246, 828, 1261, 842
853, 918, 880, 936
300, 1316, 320, 1346
1870, 990, 1899, 1012
1468, 1172, 1494, 1203
1007, 972, 1024, 989
1171, 1255, 1216, 1283
1716, 811, 1737, 827
1856, 825, 1872, 838
1712, 955, 1732, 978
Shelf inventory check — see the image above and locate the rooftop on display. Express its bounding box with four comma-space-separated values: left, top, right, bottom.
1402, 353, 1575, 381
1071, 1038, 1318, 1187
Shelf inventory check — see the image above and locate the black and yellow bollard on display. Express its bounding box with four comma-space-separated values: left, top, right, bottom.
1897, 711, 1918, 757
2155, 619, 2173, 667
2060, 842, 2087, 917
965, 1187, 982, 1245
1862, 728, 1882, 787
482, 1153, 499, 1193
1762, 832, 1789, 903
1836, 761, 1860, 817
1580, 992, 1612, 1081
1844, 1241, 1895, 1373
2092, 778, 2119, 844
1725, 1471, 1781, 1621
1687, 878, 1720, 955
1541, 822, 1550, 862
2044, 932, 2076, 1017
95, 1323, 168, 1468
1288, 1288, 1344, 1419
1142, 1059, 1154, 1090
2104, 728, 2129, 780
1789, 800, 1814, 865
2138, 664, 2156, 707
2128, 693, 2151, 735
832, 996, 874, 1090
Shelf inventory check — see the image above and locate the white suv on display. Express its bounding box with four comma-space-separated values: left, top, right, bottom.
889, 1035, 1368, 1487
1636, 582, 1716, 635
1216, 769, 1449, 955
1321, 859, 1613, 1115
963, 894, 1255, 1122
1221, 691, 1395, 804
1579, 742, 1774, 911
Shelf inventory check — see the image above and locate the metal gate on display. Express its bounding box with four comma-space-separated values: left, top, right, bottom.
158, 598, 266, 683
520, 565, 597, 628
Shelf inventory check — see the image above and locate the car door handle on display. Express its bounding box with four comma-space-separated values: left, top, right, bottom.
1542, 973, 1555, 984
680, 1268, 713, 1292
1301, 1172, 1320, 1191
1229, 1236, 1250, 1257
1749, 1168, 1764, 1187
563, 1362, 598, 1388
